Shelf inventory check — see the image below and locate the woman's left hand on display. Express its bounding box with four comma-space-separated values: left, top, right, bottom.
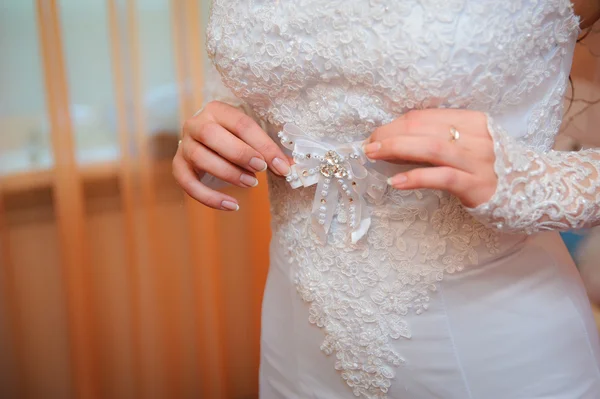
363, 109, 498, 208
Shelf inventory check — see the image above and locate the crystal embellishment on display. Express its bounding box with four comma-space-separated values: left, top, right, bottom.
320, 151, 349, 178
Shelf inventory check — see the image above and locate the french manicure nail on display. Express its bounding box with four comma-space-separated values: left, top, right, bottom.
249, 157, 268, 172
363, 142, 381, 154
221, 200, 239, 211
272, 157, 291, 176
388, 175, 407, 186
240, 174, 259, 187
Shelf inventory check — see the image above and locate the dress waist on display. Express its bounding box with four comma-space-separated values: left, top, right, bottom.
268, 172, 526, 268
265, 121, 525, 263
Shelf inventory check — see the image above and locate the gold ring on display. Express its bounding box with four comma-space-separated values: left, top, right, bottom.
449, 126, 460, 143
193, 106, 204, 117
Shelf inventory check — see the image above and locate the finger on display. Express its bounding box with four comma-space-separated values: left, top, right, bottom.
368, 109, 486, 143
181, 137, 259, 188
364, 136, 473, 172
202, 101, 291, 176
172, 151, 240, 211
186, 121, 268, 173
369, 113, 445, 143
387, 166, 474, 198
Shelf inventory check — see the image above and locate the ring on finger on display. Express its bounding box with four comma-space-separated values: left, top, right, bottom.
449, 126, 460, 143
193, 106, 205, 117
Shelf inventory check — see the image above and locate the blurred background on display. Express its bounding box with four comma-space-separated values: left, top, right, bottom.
0, 1, 598, 399
0, 1, 270, 398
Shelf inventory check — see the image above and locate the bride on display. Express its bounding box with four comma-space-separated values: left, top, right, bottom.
173, 1, 600, 398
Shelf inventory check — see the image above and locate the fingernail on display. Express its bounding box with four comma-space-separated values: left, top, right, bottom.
363, 142, 381, 154
249, 157, 268, 172
221, 200, 239, 211
240, 174, 259, 187
272, 157, 291, 176
388, 175, 407, 186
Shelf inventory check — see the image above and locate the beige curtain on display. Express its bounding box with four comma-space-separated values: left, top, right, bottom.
0, 1, 270, 398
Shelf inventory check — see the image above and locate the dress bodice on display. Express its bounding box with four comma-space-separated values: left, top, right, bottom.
207, 0, 579, 149
206, 2, 581, 397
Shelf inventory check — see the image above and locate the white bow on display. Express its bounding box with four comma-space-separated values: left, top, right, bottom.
278, 124, 388, 244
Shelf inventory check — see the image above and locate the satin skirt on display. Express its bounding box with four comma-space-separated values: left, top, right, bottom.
259, 231, 600, 399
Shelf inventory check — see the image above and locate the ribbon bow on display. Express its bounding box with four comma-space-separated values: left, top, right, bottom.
278, 124, 388, 244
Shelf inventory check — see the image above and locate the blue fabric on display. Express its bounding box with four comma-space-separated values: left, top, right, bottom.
560, 231, 588, 264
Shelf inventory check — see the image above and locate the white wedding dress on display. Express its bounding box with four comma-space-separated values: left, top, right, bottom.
204, 1, 600, 398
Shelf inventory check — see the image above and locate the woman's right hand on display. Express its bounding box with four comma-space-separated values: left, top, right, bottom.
172, 101, 291, 211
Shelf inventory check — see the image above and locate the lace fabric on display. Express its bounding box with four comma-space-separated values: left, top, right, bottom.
204, 0, 582, 397
207, 0, 579, 147
267, 172, 521, 398
466, 115, 600, 235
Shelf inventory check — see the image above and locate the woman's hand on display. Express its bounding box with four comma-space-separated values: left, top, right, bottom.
172, 101, 292, 211
363, 109, 497, 208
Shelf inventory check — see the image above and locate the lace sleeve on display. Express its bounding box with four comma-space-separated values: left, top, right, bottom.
465, 116, 600, 235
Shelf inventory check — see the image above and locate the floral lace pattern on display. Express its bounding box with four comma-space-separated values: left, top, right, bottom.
268, 176, 522, 398
206, 0, 580, 397
467, 116, 600, 235
523, 71, 571, 151
207, 0, 579, 147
